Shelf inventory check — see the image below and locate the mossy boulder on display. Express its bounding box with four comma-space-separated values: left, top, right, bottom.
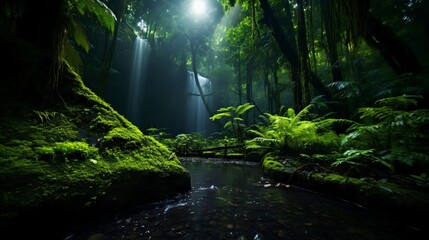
0, 68, 191, 238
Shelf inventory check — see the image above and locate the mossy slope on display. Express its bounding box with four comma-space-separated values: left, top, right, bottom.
0, 69, 190, 237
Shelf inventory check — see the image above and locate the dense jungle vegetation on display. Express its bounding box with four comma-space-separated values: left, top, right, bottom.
1, 0, 429, 237
120, 0, 429, 188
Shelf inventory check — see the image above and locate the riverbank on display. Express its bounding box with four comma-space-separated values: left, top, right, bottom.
262, 155, 429, 233
0, 67, 191, 238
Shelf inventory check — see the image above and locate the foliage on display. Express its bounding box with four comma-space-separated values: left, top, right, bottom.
69, 0, 116, 32
63, 0, 117, 74
210, 103, 255, 142
405, 173, 429, 189
342, 95, 429, 172
246, 104, 343, 156
331, 149, 393, 178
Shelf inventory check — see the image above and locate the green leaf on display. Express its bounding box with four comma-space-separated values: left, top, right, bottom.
63, 41, 84, 74
235, 103, 254, 115
210, 112, 231, 121
71, 19, 90, 53
70, 0, 117, 33
217, 106, 235, 113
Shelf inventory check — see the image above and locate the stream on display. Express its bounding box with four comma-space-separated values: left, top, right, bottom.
70, 157, 423, 239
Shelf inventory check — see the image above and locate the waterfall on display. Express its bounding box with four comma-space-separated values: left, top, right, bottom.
185, 71, 212, 134
127, 37, 150, 126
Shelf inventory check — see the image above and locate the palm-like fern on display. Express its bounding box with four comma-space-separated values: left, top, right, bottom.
210, 103, 255, 142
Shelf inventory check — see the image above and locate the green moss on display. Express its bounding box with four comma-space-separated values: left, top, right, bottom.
0, 66, 190, 232
263, 159, 285, 172
90, 114, 121, 132
37, 141, 98, 162
310, 173, 325, 182
99, 127, 144, 150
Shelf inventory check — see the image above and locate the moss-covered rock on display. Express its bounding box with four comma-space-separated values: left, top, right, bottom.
0, 68, 191, 238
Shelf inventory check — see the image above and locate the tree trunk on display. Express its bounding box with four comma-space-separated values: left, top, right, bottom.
320, 0, 343, 83
238, 55, 242, 104
296, 0, 311, 108
258, 0, 303, 110
263, 65, 272, 112
246, 61, 253, 104
364, 14, 421, 75
189, 38, 214, 117
258, 0, 318, 110
271, 66, 281, 112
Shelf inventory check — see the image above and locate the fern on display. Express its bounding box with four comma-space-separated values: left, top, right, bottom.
342, 95, 429, 170
375, 95, 420, 108
332, 149, 393, 176
327, 81, 361, 100
246, 104, 342, 155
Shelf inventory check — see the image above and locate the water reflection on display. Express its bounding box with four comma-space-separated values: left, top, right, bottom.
70, 157, 423, 240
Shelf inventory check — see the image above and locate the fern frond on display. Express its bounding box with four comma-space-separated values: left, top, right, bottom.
375, 95, 421, 108
358, 106, 399, 121
294, 104, 313, 123
247, 129, 265, 138
286, 108, 296, 118
278, 105, 288, 116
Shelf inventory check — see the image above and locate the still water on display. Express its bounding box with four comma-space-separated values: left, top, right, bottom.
70, 157, 424, 239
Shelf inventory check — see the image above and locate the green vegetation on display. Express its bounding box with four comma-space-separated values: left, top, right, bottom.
0, 67, 190, 236
1, 0, 429, 236
210, 103, 255, 142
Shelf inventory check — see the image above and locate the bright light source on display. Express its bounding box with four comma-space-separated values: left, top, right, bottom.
191, 0, 207, 18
